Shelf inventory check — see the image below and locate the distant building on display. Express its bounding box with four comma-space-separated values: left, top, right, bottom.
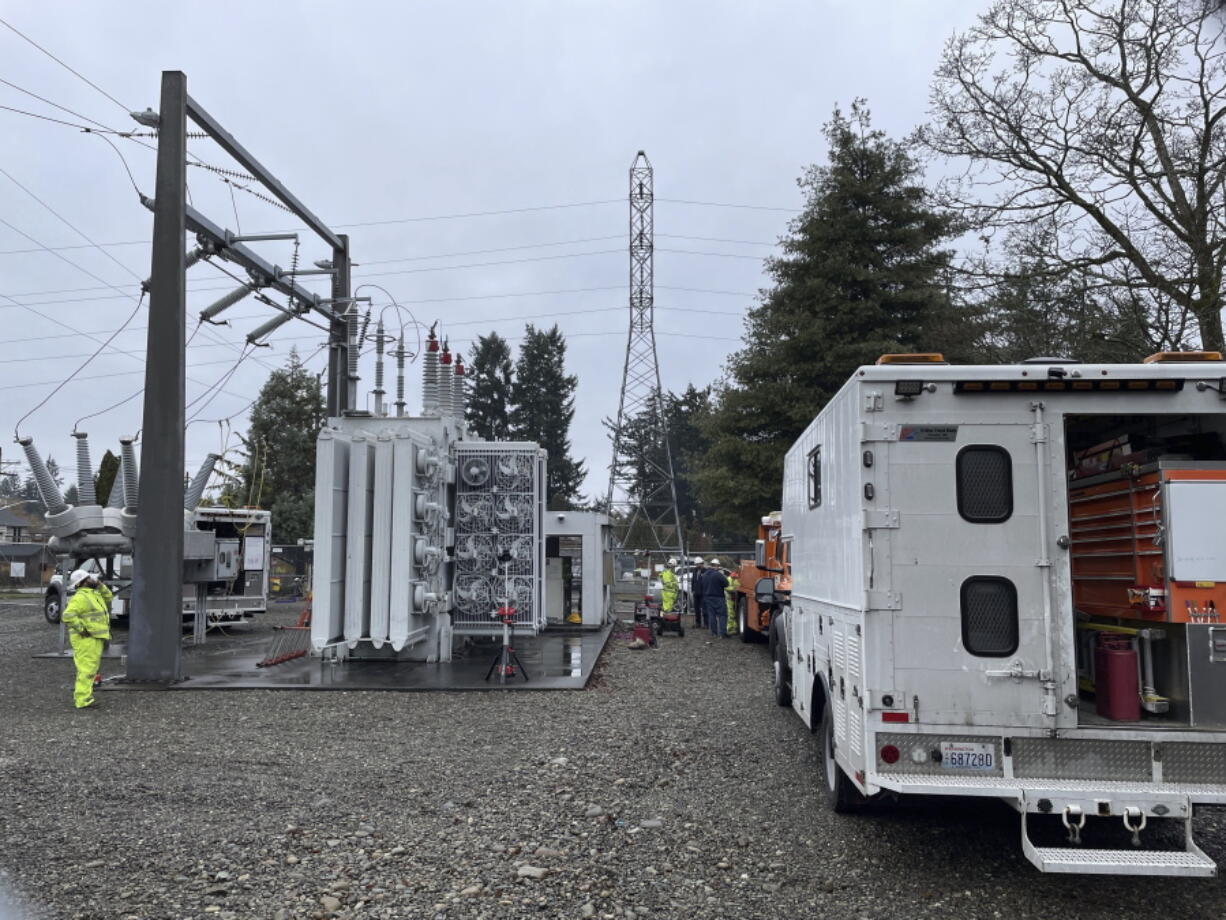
0, 543, 57, 587
0, 507, 40, 543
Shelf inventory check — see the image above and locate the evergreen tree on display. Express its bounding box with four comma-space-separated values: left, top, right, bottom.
466, 332, 515, 440
95, 450, 120, 506
64, 484, 80, 505
227, 350, 326, 543
605, 384, 716, 547
699, 101, 972, 537
510, 324, 585, 509
665, 385, 717, 545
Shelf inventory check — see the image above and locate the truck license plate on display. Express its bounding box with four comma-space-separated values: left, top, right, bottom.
939, 741, 995, 770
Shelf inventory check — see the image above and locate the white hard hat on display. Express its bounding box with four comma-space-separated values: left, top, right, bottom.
709, 558, 721, 566
667, 557, 678, 566
692, 556, 705, 565
68, 569, 92, 590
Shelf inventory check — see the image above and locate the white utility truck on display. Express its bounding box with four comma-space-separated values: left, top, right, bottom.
767, 352, 1226, 876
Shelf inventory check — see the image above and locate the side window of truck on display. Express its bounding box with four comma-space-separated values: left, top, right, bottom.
956, 445, 1013, 523
808, 446, 822, 508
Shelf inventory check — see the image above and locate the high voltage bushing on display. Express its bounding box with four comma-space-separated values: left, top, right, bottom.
72, 431, 96, 506
346, 306, 360, 385
107, 456, 126, 510
119, 437, 140, 512
18, 436, 67, 515
373, 320, 386, 415
439, 341, 454, 417
454, 354, 467, 421
184, 453, 220, 510
422, 329, 440, 414
395, 334, 406, 418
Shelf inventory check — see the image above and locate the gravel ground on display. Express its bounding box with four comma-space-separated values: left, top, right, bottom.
1, 600, 1223, 920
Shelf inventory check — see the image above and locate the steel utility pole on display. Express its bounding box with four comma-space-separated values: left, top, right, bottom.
126, 70, 351, 681
129, 71, 187, 681
327, 233, 351, 416
605, 151, 685, 559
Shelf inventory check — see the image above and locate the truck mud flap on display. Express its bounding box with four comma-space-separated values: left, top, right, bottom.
1020, 795, 1216, 877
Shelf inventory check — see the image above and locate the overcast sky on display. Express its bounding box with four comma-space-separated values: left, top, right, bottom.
1, 0, 984, 504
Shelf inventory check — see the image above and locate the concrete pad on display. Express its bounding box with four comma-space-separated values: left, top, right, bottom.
99, 623, 613, 691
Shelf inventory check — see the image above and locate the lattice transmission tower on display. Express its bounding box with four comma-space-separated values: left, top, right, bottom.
606, 151, 685, 558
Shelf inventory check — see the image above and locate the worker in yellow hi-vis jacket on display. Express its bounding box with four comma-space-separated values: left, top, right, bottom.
725, 569, 740, 636
660, 557, 679, 614
62, 570, 112, 709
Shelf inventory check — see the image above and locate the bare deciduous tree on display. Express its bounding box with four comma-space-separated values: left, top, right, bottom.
922, 1, 1226, 350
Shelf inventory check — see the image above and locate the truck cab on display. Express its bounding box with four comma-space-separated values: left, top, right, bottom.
733, 512, 791, 642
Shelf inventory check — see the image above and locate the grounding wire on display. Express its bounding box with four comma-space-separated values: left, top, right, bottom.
13, 291, 145, 439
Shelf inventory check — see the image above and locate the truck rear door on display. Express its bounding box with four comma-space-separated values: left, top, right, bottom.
884, 419, 1059, 729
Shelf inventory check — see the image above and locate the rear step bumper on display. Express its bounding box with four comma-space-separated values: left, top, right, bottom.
875, 773, 1223, 877
1022, 811, 1215, 877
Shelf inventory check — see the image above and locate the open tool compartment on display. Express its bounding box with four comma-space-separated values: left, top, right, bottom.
1065, 413, 1226, 729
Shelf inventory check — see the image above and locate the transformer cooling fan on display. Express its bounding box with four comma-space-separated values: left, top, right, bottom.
460, 456, 491, 487
495, 453, 532, 490
457, 495, 493, 527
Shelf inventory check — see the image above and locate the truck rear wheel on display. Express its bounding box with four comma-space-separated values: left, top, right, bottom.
44, 590, 63, 625
822, 699, 863, 814
772, 639, 792, 707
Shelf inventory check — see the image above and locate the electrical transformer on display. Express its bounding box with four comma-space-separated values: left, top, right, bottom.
309, 331, 548, 661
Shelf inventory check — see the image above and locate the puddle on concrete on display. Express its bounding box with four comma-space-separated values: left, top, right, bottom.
96, 623, 612, 691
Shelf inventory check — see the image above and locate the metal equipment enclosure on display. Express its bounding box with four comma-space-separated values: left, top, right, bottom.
544, 511, 612, 627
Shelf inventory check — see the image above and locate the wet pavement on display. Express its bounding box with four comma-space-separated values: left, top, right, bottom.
98, 622, 613, 691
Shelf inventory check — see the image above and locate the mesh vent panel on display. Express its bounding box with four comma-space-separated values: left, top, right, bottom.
961, 576, 1018, 657
957, 446, 1013, 523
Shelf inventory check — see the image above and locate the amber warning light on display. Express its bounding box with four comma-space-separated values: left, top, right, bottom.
876, 353, 946, 365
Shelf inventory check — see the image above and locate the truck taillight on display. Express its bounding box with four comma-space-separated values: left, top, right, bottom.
881, 711, 910, 723
879, 744, 900, 765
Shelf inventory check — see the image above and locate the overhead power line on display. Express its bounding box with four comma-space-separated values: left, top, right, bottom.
0, 164, 279, 376
0, 17, 131, 113
331, 199, 622, 228
13, 291, 146, 438
2, 243, 766, 303
0, 208, 254, 401
0, 102, 106, 132
657, 197, 800, 212
0, 75, 120, 131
